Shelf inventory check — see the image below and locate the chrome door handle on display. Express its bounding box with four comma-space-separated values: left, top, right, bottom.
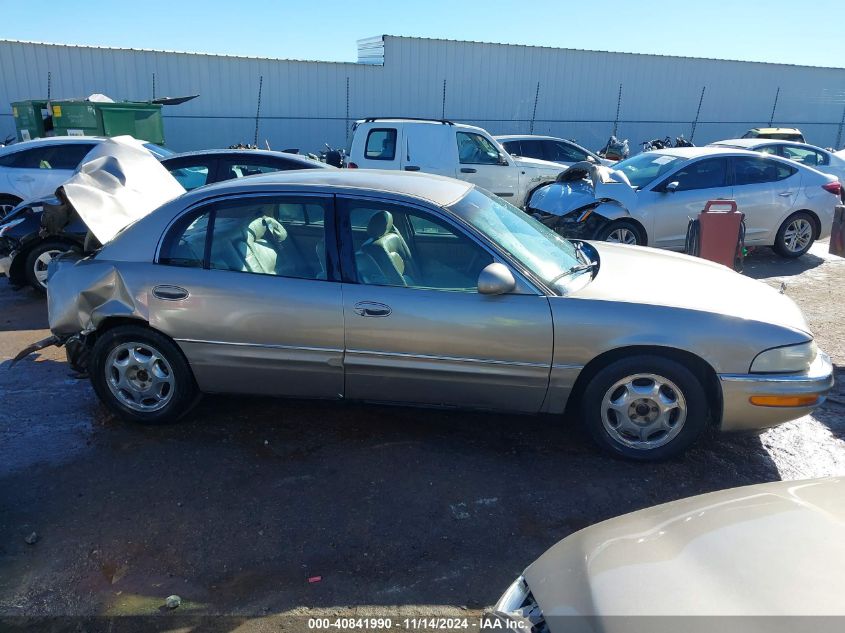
353, 301, 391, 317
460, 167, 477, 173
778, 191, 793, 197
153, 285, 189, 301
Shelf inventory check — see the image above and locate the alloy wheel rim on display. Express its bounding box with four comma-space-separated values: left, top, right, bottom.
0, 203, 15, 220
783, 218, 813, 253
105, 342, 175, 412
606, 227, 638, 245
33, 250, 64, 287
600, 373, 687, 450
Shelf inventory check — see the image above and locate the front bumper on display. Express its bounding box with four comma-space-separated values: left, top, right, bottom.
719, 351, 834, 432
528, 208, 608, 240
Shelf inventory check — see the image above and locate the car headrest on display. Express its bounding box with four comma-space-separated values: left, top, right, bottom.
248, 216, 287, 242
366, 210, 393, 239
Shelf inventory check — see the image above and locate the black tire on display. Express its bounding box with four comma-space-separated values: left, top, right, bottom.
580, 355, 709, 461
24, 240, 75, 292
595, 219, 645, 246
773, 211, 816, 258
90, 324, 200, 424
0, 194, 21, 221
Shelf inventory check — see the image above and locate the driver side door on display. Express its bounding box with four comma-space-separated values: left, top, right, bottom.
454, 131, 519, 202
641, 157, 733, 250
338, 196, 554, 412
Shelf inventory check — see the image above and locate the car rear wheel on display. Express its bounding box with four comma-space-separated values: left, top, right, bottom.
24, 240, 73, 292
0, 194, 21, 221
580, 355, 709, 460
90, 325, 199, 424
595, 220, 644, 246
774, 211, 815, 258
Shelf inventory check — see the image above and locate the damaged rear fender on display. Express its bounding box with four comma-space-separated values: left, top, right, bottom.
48, 259, 150, 337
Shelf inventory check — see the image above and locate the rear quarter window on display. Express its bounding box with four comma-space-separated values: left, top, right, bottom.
365, 129, 397, 160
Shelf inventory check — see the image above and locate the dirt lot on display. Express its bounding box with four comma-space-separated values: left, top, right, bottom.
0, 242, 843, 632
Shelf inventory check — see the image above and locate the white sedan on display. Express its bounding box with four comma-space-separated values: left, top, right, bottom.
527, 147, 839, 258
711, 137, 845, 200
0, 136, 172, 218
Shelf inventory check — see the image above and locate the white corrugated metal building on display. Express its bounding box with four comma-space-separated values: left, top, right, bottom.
2, 35, 845, 153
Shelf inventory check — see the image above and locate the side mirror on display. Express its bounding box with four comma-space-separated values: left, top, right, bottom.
664, 181, 679, 193
586, 155, 598, 164
478, 263, 516, 295
497, 154, 510, 166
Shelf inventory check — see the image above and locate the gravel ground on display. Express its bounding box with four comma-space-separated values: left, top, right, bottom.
0, 241, 842, 632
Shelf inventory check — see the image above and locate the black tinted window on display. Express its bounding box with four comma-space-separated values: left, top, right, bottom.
365, 129, 397, 160
0, 144, 94, 170
733, 157, 797, 185
546, 141, 588, 163
517, 140, 545, 160
501, 141, 521, 155
667, 158, 728, 191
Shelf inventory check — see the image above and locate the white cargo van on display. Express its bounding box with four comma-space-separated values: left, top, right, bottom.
347, 118, 564, 207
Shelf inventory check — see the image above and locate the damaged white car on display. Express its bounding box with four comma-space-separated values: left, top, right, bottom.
527, 147, 838, 258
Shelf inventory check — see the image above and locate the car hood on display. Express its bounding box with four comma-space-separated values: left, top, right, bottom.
523, 477, 845, 624
528, 162, 638, 213
572, 241, 810, 334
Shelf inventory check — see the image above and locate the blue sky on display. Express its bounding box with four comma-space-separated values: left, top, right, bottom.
0, 0, 843, 67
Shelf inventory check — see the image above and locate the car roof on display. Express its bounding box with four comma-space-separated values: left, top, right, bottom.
0, 135, 106, 154
711, 138, 829, 152
495, 135, 577, 142
355, 118, 486, 134
185, 168, 474, 207
645, 146, 763, 159
163, 148, 329, 167
747, 127, 802, 133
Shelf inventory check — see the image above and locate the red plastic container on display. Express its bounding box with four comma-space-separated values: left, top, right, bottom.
697, 200, 744, 268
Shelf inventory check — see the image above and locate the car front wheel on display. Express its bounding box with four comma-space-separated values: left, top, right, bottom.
90, 325, 199, 424
595, 220, 644, 246
774, 211, 815, 258
580, 355, 709, 460
24, 240, 73, 292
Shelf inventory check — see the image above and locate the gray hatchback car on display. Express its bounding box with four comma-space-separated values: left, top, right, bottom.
45, 170, 833, 460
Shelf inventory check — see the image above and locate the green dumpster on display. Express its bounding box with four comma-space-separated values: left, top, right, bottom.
11, 100, 50, 141
51, 101, 165, 144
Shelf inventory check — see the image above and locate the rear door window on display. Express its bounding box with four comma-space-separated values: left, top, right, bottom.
545, 141, 589, 163
163, 157, 214, 191
733, 157, 797, 185
781, 145, 828, 167
364, 129, 397, 160
3, 144, 95, 170
516, 140, 544, 160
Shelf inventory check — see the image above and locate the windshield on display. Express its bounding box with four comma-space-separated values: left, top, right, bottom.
448, 188, 585, 293
611, 152, 686, 189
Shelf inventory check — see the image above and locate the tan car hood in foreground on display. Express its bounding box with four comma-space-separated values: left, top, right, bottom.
577, 241, 811, 334
523, 477, 845, 623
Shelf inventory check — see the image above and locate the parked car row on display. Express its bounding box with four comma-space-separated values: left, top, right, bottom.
0, 140, 331, 291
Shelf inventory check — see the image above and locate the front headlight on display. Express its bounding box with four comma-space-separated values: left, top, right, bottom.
486, 576, 546, 632
751, 340, 817, 373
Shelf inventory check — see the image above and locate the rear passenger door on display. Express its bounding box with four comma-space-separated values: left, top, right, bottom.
151, 193, 344, 398
730, 156, 800, 244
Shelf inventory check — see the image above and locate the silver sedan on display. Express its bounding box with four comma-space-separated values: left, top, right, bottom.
528, 147, 839, 258
44, 170, 833, 460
